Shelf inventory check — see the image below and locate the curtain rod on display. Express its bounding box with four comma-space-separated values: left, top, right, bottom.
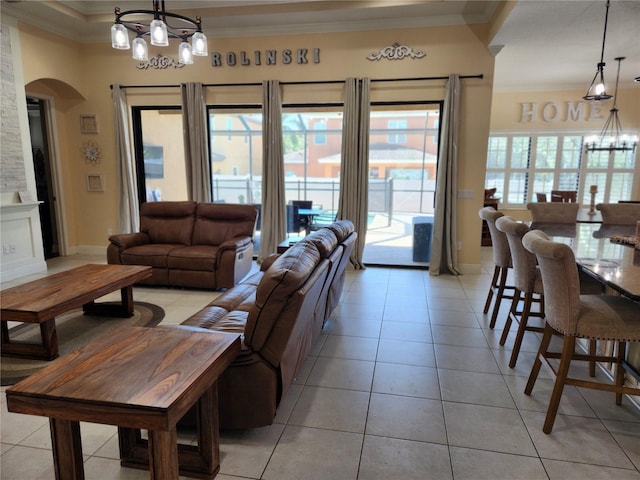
110, 74, 483, 90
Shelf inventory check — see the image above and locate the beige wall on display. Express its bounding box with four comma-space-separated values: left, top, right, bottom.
14, 20, 495, 270
491, 88, 640, 222
10, 16, 640, 270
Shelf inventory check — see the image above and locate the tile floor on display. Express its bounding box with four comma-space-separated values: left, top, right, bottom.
1, 252, 639, 479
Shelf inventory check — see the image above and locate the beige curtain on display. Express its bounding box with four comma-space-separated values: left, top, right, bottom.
338, 78, 370, 269
430, 74, 461, 276
181, 82, 212, 202
259, 80, 286, 262
112, 84, 139, 233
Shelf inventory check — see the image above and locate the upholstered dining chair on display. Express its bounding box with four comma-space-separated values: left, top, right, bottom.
478, 207, 514, 329
527, 202, 579, 223
550, 190, 577, 203
535, 193, 547, 203
596, 203, 640, 225
495, 216, 545, 368
522, 230, 640, 434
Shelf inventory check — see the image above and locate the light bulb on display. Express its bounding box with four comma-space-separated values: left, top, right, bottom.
179, 41, 193, 64
111, 23, 130, 49
595, 82, 606, 95
192, 32, 208, 56
132, 37, 148, 61
150, 19, 169, 46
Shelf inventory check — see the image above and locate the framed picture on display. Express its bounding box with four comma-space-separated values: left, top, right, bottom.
80, 114, 98, 134
86, 174, 104, 192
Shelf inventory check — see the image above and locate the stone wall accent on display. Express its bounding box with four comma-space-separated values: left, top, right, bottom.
1, 23, 27, 193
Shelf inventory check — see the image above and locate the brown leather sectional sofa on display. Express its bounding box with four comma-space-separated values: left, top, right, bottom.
178, 220, 356, 429
107, 201, 257, 289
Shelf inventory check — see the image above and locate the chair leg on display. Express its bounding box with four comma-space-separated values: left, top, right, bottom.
589, 339, 597, 377
543, 335, 576, 434
525, 323, 554, 396
489, 267, 509, 329
500, 289, 521, 346
483, 266, 500, 314
615, 341, 627, 406
508, 291, 533, 368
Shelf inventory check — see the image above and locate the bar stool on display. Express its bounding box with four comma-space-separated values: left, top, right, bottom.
495, 216, 544, 367
522, 230, 640, 434
479, 207, 514, 329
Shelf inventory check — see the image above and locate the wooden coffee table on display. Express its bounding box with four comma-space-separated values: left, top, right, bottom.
6, 325, 240, 480
0, 264, 152, 360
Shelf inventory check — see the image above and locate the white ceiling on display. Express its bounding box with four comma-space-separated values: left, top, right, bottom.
2, 0, 639, 93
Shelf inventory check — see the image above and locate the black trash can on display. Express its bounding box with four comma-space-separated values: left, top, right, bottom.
412, 216, 433, 262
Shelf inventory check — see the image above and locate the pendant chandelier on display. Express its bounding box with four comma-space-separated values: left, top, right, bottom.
111, 0, 208, 65
584, 57, 638, 153
582, 0, 613, 101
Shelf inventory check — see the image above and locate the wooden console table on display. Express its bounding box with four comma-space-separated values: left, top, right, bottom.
6, 325, 241, 479
1, 264, 151, 360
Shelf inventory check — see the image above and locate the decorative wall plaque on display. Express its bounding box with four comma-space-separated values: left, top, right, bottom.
80, 114, 98, 133
137, 54, 185, 70
81, 141, 102, 166
86, 174, 104, 192
367, 43, 426, 61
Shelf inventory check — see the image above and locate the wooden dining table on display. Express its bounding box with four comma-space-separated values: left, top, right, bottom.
530, 222, 639, 301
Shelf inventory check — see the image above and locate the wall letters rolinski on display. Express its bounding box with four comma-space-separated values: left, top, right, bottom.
211, 48, 320, 67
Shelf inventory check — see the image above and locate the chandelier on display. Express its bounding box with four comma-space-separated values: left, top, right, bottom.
582, 0, 613, 101
584, 57, 638, 153
111, 0, 208, 64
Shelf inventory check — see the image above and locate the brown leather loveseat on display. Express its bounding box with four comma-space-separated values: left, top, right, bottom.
107, 201, 257, 289
178, 220, 356, 429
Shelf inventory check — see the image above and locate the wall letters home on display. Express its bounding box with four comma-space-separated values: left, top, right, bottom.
520, 102, 606, 123
211, 48, 321, 67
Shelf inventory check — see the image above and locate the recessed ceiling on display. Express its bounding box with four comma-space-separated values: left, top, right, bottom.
2, 0, 639, 92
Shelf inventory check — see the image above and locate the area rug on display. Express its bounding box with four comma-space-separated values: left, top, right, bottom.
1, 302, 164, 386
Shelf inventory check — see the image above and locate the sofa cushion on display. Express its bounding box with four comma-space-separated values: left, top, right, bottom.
121, 244, 182, 268
167, 245, 217, 271
302, 228, 338, 259
244, 241, 320, 352
327, 220, 355, 242
193, 203, 258, 246
182, 307, 248, 333
140, 201, 197, 245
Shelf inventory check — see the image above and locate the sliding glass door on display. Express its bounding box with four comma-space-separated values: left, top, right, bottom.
363, 105, 441, 267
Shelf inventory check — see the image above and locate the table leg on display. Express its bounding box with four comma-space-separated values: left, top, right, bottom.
178, 384, 220, 478
82, 286, 135, 317
50, 418, 84, 480
117, 384, 221, 479
0, 318, 58, 360
148, 428, 179, 480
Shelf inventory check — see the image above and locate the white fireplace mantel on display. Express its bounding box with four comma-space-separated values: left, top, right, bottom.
0, 201, 47, 283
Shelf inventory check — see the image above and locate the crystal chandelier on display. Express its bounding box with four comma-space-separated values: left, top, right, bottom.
584, 57, 638, 153
111, 0, 208, 64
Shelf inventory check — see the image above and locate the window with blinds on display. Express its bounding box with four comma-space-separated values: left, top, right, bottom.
485, 133, 638, 207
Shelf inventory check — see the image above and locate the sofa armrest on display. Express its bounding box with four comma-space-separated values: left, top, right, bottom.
216, 236, 254, 288
217, 236, 252, 254
108, 232, 150, 250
